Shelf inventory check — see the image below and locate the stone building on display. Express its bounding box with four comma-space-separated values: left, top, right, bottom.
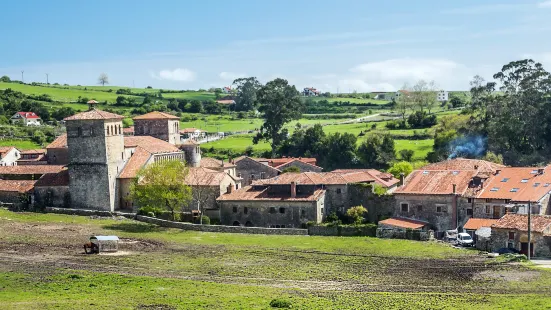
64, 109, 127, 211
233, 156, 281, 186
17, 149, 47, 165
33, 169, 70, 208
200, 157, 237, 177
490, 213, 551, 257
46, 134, 69, 165
0, 165, 64, 180
178, 140, 202, 168
217, 181, 325, 228
133, 111, 181, 145
0, 179, 36, 204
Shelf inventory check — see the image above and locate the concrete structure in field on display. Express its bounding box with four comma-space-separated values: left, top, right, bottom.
0, 147, 20, 166
133, 111, 181, 145
64, 109, 127, 211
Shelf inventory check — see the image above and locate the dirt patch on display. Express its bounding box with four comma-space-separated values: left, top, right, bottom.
474, 269, 540, 282
136, 304, 176, 310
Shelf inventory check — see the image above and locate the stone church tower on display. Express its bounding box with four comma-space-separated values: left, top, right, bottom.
133, 111, 181, 145
64, 109, 126, 211
179, 140, 202, 167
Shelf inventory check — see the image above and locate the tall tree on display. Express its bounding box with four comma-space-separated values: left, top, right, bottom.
130, 160, 192, 221
232, 77, 261, 111
98, 73, 109, 86
395, 83, 414, 122
318, 132, 358, 170
412, 80, 438, 114
254, 78, 302, 157
356, 134, 396, 169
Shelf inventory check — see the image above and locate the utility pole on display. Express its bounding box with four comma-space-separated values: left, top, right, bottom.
46, 73, 49, 84
21, 71, 24, 83
527, 202, 531, 260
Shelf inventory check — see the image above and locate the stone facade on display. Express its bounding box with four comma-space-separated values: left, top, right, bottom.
276, 160, 322, 172
235, 157, 280, 186
34, 185, 70, 208
219, 197, 324, 228
192, 175, 237, 220
66, 118, 126, 211
46, 148, 68, 165
490, 228, 551, 257
134, 119, 180, 145
179, 144, 201, 167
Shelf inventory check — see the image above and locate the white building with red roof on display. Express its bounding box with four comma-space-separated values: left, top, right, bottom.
11, 112, 41, 126
0, 147, 20, 166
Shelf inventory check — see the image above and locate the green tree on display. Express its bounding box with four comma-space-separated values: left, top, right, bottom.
189, 100, 204, 113
483, 151, 504, 164
387, 161, 413, 178
233, 77, 261, 111
357, 134, 396, 169
0, 75, 10, 83
318, 132, 357, 170
398, 149, 415, 161
254, 78, 302, 157
98, 73, 109, 86
214, 88, 222, 99
130, 160, 192, 221
346, 206, 367, 225
31, 130, 46, 146
282, 166, 300, 173
52, 107, 76, 120
396, 83, 413, 121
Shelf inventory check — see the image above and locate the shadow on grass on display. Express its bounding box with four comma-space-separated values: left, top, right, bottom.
102, 222, 164, 233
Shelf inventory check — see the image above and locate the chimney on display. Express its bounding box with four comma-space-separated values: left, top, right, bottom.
399, 173, 405, 186
495, 169, 501, 175
227, 184, 233, 194
221, 159, 224, 167
452, 184, 457, 194
291, 181, 296, 198
538, 168, 544, 175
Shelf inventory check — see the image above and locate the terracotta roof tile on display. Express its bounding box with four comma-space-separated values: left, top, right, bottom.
200, 157, 235, 168
463, 218, 499, 230
0, 180, 36, 193
35, 169, 69, 187
64, 109, 124, 121
124, 136, 180, 154
395, 170, 476, 195
216, 100, 236, 105
332, 169, 400, 187
274, 158, 323, 170
46, 134, 67, 149
19, 149, 46, 155
123, 126, 134, 134
217, 185, 325, 202
261, 157, 317, 167
379, 217, 428, 229
476, 167, 551, 202
492, 214, 551, 233
253, 170, 398, 187
0, 165, 64, 175
185, 167, 228, 186
132, 111, 180, 120
16, 112, 40, 119
421, 158, 504, 173
118, 147, 152, 179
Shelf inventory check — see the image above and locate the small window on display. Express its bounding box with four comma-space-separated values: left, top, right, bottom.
501, 178, 509, 182
545, 183, 550, 187
336, 188, 342, 194
485, 198, 492, 203
279, 207, 285, 214
531, 170, 539, 174
401, 203, 409, 212
417, 205, 422, 212
467, 198, 473, 203
436, 206, 445, 213
452, 171, 459, 175
269, 207, 276, 214
490, 187, 499, 192
301, 209, 306, 217
244, 207, 248, 214
521, 179, 528, 183
467, 208, 473, 216
507, 242, 514, 249
232, 207, 237, 213
260, 172, 265, 179
508, 231, 515, 240
485, 205, 491, 214
510, 188, 519, 192
251, 174, 255, 180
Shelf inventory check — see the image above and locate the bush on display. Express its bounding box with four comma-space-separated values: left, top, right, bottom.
137, 206, 164, 217
346, 206, 367, 225
269, 298, 292, 308
210, 218, 221, 225
194, 215, 210, 225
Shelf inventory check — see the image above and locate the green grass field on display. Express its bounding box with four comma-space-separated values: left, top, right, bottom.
0, 140, 42, 150
312, 96, 390, 105
0, 82, 138, 102
394, 139, 434, 160
1, 209, 550, 309
202, 134, 271, 152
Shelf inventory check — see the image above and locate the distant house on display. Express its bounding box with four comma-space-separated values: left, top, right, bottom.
303, 87, 320, 97
222, 86, 232, 94
490, 213, 551, 257
180, 128, 207, 140
437, 90, 449, 102
11, 112, 41, 126
0, 147, 20, 166
216, 99, 236, 105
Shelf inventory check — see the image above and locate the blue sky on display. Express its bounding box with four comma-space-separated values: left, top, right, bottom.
1, 0, 551, 92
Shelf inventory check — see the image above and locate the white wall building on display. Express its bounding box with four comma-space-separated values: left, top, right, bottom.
11, 112, 41, 126
0, 147, 20, 166
437, 90, 449, 102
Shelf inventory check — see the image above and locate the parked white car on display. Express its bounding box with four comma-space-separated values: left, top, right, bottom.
456, 233, 474, 247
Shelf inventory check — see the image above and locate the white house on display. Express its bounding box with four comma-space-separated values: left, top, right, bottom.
180, 128, 207, 139
0, 147, 20, 166
11, 112, 41, 126
437, 90, 449, 102
222, 86, 232, 94
303, 87, 320, 96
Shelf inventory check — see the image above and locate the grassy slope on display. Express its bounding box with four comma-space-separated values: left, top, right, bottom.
0, 140, 41, 150
1, 209, 550, 309
202, 134, 271, 152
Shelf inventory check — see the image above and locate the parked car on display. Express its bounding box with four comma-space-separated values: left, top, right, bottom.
456, 233, 474, 247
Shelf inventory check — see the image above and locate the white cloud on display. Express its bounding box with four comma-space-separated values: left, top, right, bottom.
219, 71, 246, 81
151, 68, 196, 82
538, 1, 551, 8
337, 79, 395, 92
351, 58, 460, 82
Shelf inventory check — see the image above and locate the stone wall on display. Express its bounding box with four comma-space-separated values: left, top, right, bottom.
0, 191, 24, 204
277, 160, 322, 172
218, 198, 323, 228
34, 186, 70, 208
490, 228, 551, 257
136, 215, 308, 235
45, 207, 136, 219
347, 184, 395, 223
46, 148, 69, 165
376, 228, 433, 241
134, 119, 180, 145
308, 224, 377, 237
235, 157, 279, 186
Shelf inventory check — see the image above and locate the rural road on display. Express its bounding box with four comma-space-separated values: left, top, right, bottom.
337, 113, 381, 124
531, 259, 551, 268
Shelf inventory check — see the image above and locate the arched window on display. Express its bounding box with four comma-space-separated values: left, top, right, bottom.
106, 126, 110, 136
118, 124, 121, 135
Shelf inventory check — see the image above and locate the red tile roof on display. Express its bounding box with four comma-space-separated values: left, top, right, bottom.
332, 169, 399, 187
476, 167, 551, 202
254, 170, 398, 187
64, 109, 124, 121
180, 128, 205, 133
379, 217, 428, 229
492, 214, 551, 233
200, 157, 235, 168
421, 158, 504, 174
394, 170, 477, 195
123, 126, 134, 134
0, 180, 36, 193
118, 147, 152, 179
185, 167, 229, 186
0, 165, 65, 175
35, 169, 69, 187
217, 185, 325, 202
261, 157, 317, 167
274, 158, 323, 170
46, 134, 67, 149
216, 100, 236, 105
124, 136, 180, 154
16, 112, 40, 119
463, 218, 499, 230
133, 111, 180, 120
19, 149, 46, 155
